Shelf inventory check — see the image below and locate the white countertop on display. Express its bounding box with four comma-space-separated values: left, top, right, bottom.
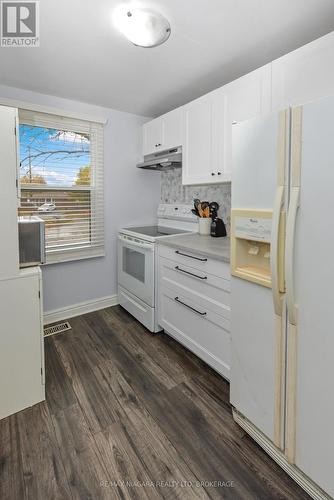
158, 233, 230, 263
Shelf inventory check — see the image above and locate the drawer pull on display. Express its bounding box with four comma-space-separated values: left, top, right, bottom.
174, 296, 207, 316
175, 250, 207, 262
175, 265, 207, 280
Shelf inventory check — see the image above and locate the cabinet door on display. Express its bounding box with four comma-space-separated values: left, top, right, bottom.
211, 88, 227, 182
182, 90, 227, 185
142, 117, 162, 155
224, 65, 272, 174
182, 87, 230, 185
182, 94, 213, 185
0, 270, 45, 419
272, 32, 334, 111
158, 283, 231, 380
162, 107, 183, 150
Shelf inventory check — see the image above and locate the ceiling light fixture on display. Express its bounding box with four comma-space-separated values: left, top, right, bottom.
114, 7, 171, 48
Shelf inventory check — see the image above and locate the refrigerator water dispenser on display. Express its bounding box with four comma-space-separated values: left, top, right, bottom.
231, 209, 284, 288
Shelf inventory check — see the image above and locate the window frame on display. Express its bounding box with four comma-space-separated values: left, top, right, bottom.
18, 110, 104, 264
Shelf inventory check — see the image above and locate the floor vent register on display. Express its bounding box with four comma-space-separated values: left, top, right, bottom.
44, 321, 72, 337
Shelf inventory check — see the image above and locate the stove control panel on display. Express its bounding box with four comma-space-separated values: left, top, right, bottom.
157, 204, 196, 221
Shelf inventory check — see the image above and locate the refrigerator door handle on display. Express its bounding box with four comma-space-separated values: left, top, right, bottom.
271, 185, 284, 317
286, 186, 300, 326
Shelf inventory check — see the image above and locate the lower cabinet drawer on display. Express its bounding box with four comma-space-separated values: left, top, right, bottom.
159, 256, 230, 317
158, 244, 230, 280
158, 285, 231, 380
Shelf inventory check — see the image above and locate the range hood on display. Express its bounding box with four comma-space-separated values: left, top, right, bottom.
137, 147, 182, 170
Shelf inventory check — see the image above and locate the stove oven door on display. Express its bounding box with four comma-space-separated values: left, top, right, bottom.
118, 235, 155, 307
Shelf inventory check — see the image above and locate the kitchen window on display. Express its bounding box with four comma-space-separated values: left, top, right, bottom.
18, 110, 104, 263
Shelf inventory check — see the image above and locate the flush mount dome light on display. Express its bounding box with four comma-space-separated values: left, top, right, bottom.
115, 7, 171, 47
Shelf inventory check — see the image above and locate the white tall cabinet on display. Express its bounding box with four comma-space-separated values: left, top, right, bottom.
1, 106, 20, 279
0, 105, 45, 420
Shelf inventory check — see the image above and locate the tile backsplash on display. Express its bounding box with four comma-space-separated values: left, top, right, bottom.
161, 168, 231, 233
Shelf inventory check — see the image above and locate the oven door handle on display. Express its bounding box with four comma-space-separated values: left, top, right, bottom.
118, 235, 154, 251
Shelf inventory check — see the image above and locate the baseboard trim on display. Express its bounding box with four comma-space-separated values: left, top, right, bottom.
43, 295, 118, 325
232, 409, 331, 500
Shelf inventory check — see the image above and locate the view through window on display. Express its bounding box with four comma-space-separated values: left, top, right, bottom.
18, 113, 104, 262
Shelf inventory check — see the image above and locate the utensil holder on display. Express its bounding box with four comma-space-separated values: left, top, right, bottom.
198, 217, 211, 235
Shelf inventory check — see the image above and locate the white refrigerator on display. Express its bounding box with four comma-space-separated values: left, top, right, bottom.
230, 95, 334, 500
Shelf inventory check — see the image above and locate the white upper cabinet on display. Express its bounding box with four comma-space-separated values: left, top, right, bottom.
182, 88, 227, 185
224, 64, 272, 174
143, 107, 183, 156
182, 65, 271, 186
143, 117, 162, 155
162, 108, 183, 151
142, 31, 334, 182
272, 32, 334, 111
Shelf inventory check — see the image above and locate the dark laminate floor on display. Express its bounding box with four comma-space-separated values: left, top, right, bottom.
0, 306, 310, 500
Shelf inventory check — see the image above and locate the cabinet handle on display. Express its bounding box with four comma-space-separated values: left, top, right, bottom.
175, 250, 207, 261
211, 172, 215, 176
217, 172, 221, 175
155, 143, 162, 147
175, 265, 207, 280
174, 297, 207, 316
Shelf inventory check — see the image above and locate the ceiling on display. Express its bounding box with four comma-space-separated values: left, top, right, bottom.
0, 0, 334, 117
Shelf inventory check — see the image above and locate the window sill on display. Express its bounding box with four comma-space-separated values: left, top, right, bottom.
44, 247, 105, 265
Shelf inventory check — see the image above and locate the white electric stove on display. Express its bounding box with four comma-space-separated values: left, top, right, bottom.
118, 204, 197, 332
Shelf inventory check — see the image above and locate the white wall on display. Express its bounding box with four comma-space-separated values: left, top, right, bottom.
0, 84, 161, 314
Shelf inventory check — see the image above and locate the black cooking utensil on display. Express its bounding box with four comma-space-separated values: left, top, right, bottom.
209, 202, 219, 212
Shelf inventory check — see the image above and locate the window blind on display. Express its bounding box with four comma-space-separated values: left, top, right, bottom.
18, 110, 104, 263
